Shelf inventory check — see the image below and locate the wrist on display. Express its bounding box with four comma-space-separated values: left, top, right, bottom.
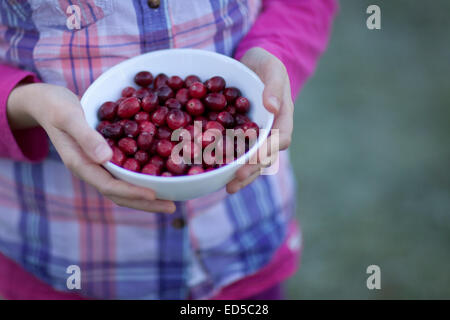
6, 82, 41, 130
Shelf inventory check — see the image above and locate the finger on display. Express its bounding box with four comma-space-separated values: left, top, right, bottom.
235, 164, 262, 181
261, 61, 289, 115
108, 196, 176, 214
226, 170, 261, 194
50, 129, 156, 201
271, 90, 294, 150
56, 108, 112, 163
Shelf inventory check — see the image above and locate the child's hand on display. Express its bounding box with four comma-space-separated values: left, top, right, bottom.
7, 83, 176, 214
226, 47, 294, 193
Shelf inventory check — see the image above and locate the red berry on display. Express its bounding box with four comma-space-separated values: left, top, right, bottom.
117, 97, 141, 119
133, 88, 150, 100
118, 137, 138, 155
151, 107, 169, 126
189, 81, 207, 99
165, 98, 182, 109
235, 113, 250, 126
98, 101, 117, 120
224, 105, 236, 116
105, 138, 115, 147
183, 141, 202, 160
134, 111, 150, 123
123, 120, 139, 137
185, 75, 201, 88
194, 116, 208, 130
138, 121, 157, 136
205, 120, 225, 133
123, 158, 140, 172
217, 111, 234, 128
186, 99, 205, 116
111, 146, 125, 166
121, 86, 136, 98
97, 120, 111, 133
207, 111, 219, 121
235, 96, 250, 113
134, 150, 149, 165
150, 155, 165, 172
137, 132, 154, 150
166, 109, 187, 130
175, 88, 190, 106
205, 76, 226, 92
141, 92, 159, 112
223, 87, 241, 103
157, 126, 172, 140
134, 71, 153, 87
156, 85, 174, 103
141, 163, 160, 176
205, 93, 227, 111
156, 139, 174, 157
154, 73, 169, 88
167, 76, 184, 90
201, 130, 219, 148
166, 157, 187, 175
101, 122, 123, 139
188, 166, 205, 175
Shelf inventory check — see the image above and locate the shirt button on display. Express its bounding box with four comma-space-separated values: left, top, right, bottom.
147, 0, 160, 9
171, 217, 186, 229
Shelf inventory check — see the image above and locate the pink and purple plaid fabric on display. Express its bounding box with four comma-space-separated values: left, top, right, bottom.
0, 0, 297, 299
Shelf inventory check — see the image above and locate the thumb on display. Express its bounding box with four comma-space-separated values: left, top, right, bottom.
60, 109, 112, 163
261, 70, 285, 115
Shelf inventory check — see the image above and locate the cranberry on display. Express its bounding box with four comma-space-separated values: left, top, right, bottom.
161, 171, 173, 177
101, 122, 123, 139
217, 111, 234, 128
134, 71, 153, 87
133, 88, 150, 100
205, 93, 227, 111
105, 138, 115, 147
205, 76, 226, 92
149, 139, 158, 155
151, 107, 169, 126
175, 88, 190, 106
157, 126, 172, 140
134, 150, 149, 165
137, 132, 154, 150
154, 73, 169, 88
207, 111, 219, 121
156, 139, 174, 157
121, 86, 136, 98
123, 120, 139, 137
223, 87, 241, 103
189, 81, 207, 99
118, 137, 138, 155
184, 112, 192, 125
183, 141, 202, 160
134, 112, 150, 123
167, 76, 184, 90
224, 105, 236, 116
111, 146, 126, 166
246, 121, 260, 136
166, 157, 187, 175
185, 75, 201, 88
166, 109, 187, 130
188, 166, 205, 175
201, 130, 219, 148
165, 98, 182, 109
98, 101, 117, 120
138, 121, 157, 136
235, 96, 250, 113
141, 92, 159, 112
150, 155, 165, 172
141, 163, 160, 176
235, 113, 250, 126
205, 120, 225, 133
97, 120, 111, 133
117, 97, 141, 119
186, 99, 205, 116
123, 158, 140, 172
156, 85, 174, 103
194, 116, 208, 129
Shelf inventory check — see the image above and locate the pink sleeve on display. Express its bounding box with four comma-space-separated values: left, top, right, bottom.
0, 64, 49, 162
235, 0, 338, 98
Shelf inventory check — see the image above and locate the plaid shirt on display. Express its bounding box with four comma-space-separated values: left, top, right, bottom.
0, 0, 296, 299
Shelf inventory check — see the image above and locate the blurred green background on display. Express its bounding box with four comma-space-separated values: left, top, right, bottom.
286, 0, 450, 299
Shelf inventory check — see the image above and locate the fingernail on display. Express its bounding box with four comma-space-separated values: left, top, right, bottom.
268, 96, 280, 113
95, 144, 112, 162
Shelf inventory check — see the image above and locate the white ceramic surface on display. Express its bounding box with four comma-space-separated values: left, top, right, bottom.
81, 49, 273, 201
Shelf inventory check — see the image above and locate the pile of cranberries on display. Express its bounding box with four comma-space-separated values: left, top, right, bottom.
97, 71, 259, 176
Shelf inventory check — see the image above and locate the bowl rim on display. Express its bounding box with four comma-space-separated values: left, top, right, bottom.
81, 48, 274, 183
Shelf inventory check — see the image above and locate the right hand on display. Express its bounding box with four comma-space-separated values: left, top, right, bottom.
7, 83, 176, 214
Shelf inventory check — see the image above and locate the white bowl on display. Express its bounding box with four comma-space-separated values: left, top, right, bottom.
81, 49, 273, 201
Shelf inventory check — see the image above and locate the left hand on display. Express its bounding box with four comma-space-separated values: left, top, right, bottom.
226, 47, 294, 194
